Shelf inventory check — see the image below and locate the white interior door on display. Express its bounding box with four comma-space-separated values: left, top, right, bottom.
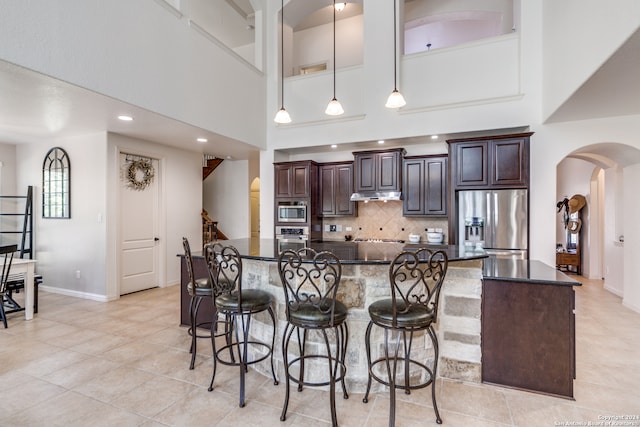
120, 153, 160, 295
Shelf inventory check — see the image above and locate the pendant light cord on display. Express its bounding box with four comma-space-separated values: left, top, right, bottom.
280, 0, 285, 109
393, 0, 398, 91
332, 0, 336, 100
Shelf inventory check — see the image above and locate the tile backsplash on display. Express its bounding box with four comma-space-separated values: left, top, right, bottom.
321, 200, 448, 243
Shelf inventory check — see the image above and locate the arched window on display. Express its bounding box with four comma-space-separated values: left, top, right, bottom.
42, 147, 70, 218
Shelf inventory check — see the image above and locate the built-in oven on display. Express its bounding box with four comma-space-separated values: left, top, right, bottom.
275, 226, 309, 252
277, 201, 307, 223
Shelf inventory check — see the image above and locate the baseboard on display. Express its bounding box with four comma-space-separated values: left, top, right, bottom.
38, 285, 115, 302
603, 283, 623, 297
623, 300, 640, 314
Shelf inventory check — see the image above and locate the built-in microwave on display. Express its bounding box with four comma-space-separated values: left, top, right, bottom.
277, 201, 307, 223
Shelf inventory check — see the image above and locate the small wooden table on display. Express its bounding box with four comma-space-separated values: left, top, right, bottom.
556, 251, 580, 275
10, 258, 37, 320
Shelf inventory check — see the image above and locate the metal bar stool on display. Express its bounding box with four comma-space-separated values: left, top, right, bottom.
363, 248, 448, 426
206, 242, 278, 407
277, 247, 349, 427
183, 237, 214, 370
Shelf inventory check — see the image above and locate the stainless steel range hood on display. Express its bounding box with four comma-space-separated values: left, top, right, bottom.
350, 191, 402, 202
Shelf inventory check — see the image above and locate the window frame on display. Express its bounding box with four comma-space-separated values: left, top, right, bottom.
42, 147, 71, 219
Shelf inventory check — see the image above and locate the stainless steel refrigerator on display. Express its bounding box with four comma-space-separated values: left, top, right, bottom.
458, 189, 528, 259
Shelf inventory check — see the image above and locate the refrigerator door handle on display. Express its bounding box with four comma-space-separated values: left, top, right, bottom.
486, 191, 493, 247
493, 191, 498, 248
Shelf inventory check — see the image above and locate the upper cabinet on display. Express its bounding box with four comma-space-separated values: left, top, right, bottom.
274, 161, 317, 198
403, 155, 448, 217
318, 162, 357, 217
448, 133, 532, 190
353, 148, 405, 193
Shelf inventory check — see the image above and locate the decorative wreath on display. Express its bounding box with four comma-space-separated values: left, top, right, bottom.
127, 159, 155, 190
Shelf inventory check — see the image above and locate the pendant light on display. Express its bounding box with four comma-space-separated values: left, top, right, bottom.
274, 0, 292, 123
325, 0, 344, 116
385, 0, 406, 109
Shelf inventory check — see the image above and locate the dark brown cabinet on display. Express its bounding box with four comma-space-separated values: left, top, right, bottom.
491, 138, 529, 187
482, 277, 576, 398
353, 148, 405, 193
274, 161, 315, 198
402, 155, 448, 217
319, 162, 357, 217
448, 133, 532, 190
451, 141, 489, 188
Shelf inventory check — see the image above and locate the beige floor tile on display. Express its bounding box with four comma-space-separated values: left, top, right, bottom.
72, 364, 156, 403
41, 357, 120, 389
438, 380, 513, 424
0, 278, 637, 426
68, 331, 134, 355
3, 390, 111, 426
0, 340, 64, 375
0, 371, 67, 414
17, 348, 90, 377
110, 375, 201, 418
101, 340, 168, 364
153, 387, 238, 426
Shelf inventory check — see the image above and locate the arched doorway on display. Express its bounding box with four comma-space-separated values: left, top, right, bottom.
556, 142, 640, 310
250, 177, 260, 238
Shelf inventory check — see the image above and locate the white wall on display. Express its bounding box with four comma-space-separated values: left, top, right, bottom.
623, 162, 640, 311
293, 14, 364, 74
0, 0, 266, 148
16, 133, 108, 298
203, 159, 251, 239
603, 167, 625, 296
0, 143, 17, 195
542, 0, 640, 120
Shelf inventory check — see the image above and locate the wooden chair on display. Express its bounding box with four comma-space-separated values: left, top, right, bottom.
0, 244, 19, 328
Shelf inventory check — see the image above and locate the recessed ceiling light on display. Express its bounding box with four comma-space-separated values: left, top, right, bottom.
378, 140, 385, 144
331, 144, 337, 148
226, 155, 232, 160
431, 135, 439, 140
117, 115, 133, 121
197, 138, 208, 143
335, 3, 346, 12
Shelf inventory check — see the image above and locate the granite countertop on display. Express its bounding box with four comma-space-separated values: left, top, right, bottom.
483, 258, 581, 286
188, 238, 488, 264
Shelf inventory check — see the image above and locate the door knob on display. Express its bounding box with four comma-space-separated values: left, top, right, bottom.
154, 237, 160, 241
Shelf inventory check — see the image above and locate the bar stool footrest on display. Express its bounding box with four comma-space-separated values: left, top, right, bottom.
285, 354, 348, 388
215, 340, 273, 367
368, 357, 435, 391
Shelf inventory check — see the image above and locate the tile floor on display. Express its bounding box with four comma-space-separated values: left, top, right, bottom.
1, 277, 639, 426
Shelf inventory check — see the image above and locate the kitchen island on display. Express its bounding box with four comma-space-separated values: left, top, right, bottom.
179, 238, 488, 392
180, 241, 581, 396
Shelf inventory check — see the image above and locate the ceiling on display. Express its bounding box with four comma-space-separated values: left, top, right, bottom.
0, 60, 258, 160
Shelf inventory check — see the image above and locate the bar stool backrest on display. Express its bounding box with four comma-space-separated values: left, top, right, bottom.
278, 247, 342, 327
389, 248, 448, 326
206, 243, 242, 299
182, 238, 197, 295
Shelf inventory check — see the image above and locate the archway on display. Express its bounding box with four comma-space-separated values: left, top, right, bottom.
556, 142, 640, 311
250, 177, 260, 238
